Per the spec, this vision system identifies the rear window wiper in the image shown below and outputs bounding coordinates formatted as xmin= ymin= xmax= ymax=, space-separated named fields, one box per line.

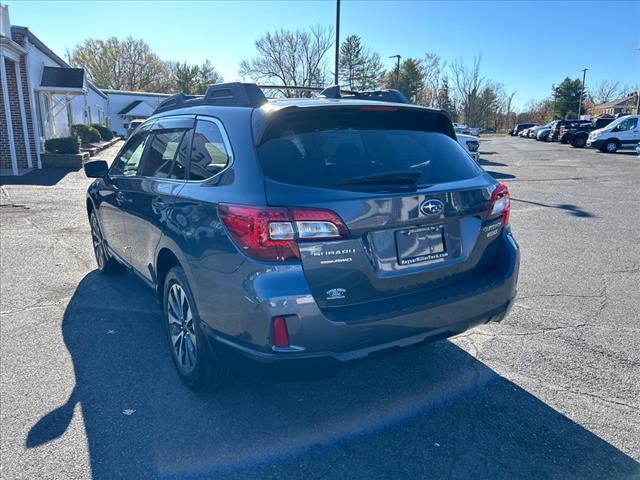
xmin=335 ymin=170 xmax=421 ymax=186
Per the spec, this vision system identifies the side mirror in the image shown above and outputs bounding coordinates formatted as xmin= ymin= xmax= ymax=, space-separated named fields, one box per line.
xmin=84 ymin=160 xmax=109 ymax=178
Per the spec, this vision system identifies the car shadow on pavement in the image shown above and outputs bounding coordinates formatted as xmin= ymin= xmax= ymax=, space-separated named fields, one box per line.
xmin=479 ymin=158 xmax=508 ymax=167
xmin=511 ymin=197 xmax=597 ymax=218
xmin=27 ymin=271 xmax=639 ymax=479
xmin=485 ymin=171 xmax=516 ymax=180
xmin=0 ymin=167 xmax=80 ymax=186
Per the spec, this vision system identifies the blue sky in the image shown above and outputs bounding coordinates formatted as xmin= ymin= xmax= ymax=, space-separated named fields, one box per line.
xmin=5 ymin=0 xmax=640 ymax=109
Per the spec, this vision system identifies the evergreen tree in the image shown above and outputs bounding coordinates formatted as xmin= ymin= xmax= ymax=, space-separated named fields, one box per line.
xmin=174 ymin=62 xmax=199 ymax=94
xmin=339 ymin=35 xmax=366 ymax=90
xmin=338 ymin=35 xmax=384 ymax=90
xmin=194 ymin=60 xmax=223 ymax=94
xmin=383 ymin=57 xmax=425 ymax=102
xmin=435 ymin=77 xmax=455 ymax=118
xmin=555 ymin=77 xmax=584 ymax=119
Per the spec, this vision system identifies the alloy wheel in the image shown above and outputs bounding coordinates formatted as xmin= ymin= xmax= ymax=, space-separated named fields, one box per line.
xmin=167 ymin=283 xmax=198 ymax=374
xmin=606 ymin=142 xmax=617 ymax=153
xmin=90 ymin=214 xmax=105 ymax=269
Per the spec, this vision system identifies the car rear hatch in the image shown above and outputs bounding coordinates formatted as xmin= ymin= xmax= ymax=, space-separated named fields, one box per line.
xmin=247 ymin=105 xmax=508 ymax=315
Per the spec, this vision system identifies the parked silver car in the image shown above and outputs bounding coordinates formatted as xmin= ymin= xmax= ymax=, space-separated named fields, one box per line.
xmin=536 ymin=127 xmax=552 ymax=141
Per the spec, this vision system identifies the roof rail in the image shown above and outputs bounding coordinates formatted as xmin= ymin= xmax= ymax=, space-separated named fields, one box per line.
xmin=153 ymin=82 xmax=412 ymax=115
xmin=153 ymin=82 xmax=267 ymax=114
xmin=318 ymin=85 xmax=410 ymax=104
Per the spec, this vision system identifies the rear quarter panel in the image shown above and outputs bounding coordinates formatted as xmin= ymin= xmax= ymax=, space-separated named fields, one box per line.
xmin=153 ymin=108 xmax=268 ymax=334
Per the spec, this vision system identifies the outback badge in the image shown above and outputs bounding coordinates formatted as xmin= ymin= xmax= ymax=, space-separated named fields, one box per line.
xmin=326 ymin=288 xmax=346 ymax=300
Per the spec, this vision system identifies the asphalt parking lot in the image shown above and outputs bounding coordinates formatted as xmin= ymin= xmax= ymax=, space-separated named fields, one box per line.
xmin=1 ymin=137 xmax=639 ymax=479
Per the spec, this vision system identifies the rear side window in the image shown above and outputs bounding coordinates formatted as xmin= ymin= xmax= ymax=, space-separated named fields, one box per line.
xmin=139 ymin=129 xmax=189 ymax=179
xmin=189 ymin=120 xmax=231 ymax=181
xmin=257 ymin=109 xmax=480 ymax=190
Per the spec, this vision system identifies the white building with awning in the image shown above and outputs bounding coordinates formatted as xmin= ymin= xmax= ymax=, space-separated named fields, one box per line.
xmin=0 ymin=4 xmax=172 ymax=175
xmin=103 ymin=90 xmax=170 ymax=137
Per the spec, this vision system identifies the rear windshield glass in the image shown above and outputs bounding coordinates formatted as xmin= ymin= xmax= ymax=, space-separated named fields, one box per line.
xmin=257 ymin=109 xmax=480 ymax=190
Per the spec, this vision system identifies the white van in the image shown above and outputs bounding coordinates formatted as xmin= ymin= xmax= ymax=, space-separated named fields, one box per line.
xmin=587 ymin=115 xmax=640 ymax=153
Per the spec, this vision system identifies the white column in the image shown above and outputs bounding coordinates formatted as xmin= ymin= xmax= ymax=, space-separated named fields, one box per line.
xmin=13 ymin=59 xmax=32 ymax=169
xmin=0 ymin=54 xmax=18 ymax=175
xmin=23 ymin=41 xmax=41 ymax=169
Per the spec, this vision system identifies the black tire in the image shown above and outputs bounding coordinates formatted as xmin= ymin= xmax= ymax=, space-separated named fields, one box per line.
xmin=601 ymin=140 xmax=619 ymax=153
xmin=163 ymin=266 xmax=232 ymax=391
xmin=560 ymin=136 xmax=569 ymax=144
xmin=540 ymin=132 xmax=549 ymax=142
xmin=89 ymin=211 xmax=120 ymax=274
xmin=571 ymin=136 xmax=586 ymax=148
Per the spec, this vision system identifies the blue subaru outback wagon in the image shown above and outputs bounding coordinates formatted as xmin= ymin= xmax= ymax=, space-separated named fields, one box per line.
xmin=84 ymin=83 xmax=519 ymax=390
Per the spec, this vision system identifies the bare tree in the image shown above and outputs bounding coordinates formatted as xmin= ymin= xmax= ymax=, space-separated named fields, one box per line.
xmin=590 ymin=79 xmax=623 ymax=104
xmin=504 ymin=91 xmax=517 ymax=130
xmin=360 ymin=52 xmax=385 ymax=90
xmin=70 ymin=37 xmax=174 ymax=92
xmin=518 ymin=99 xmax=553 ymax=124
xmin=239 ymin=26 xmax=333 ymax=97
xmin=449 ymin=55 xmax=486 ymax=126
xmin=419 ymin=53 xmax=445 ymax=107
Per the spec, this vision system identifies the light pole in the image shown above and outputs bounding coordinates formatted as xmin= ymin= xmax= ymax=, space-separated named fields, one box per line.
xmin=389 ymin=54 xmax=401 ymax=89
xmin=636 ymin=45 xmax=639 ymax=114
xmin=577 ymin=68 xmax=588 ymax=118
xmin=334 ymin=0 xmax=340 ymax=86
xmin=552 ymin=85 xmax=560 ymax=119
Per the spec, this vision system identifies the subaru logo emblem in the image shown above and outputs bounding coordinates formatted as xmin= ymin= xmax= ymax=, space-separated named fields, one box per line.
xmin=420 ymin=199 xmax=444 ymax=216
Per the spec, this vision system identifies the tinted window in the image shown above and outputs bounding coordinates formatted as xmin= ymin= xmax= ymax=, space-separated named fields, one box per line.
xmin=111 ymin=132 xmax=149 ymax=176
xmin=617 ymin=118 xmax=638 ymax=131
xmin=594 ymin=118 xmax=613 ymax=128
xmin=139 ymin=129 xmax=188 ymax=179
xmin=257 ymin=109 xmax=480 ymax=190
xmin=189 ymin=120 xmax=231 ymax=181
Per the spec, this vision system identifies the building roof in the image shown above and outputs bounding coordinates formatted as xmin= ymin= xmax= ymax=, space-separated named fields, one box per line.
xmin=102 ymin=89 xmax=172 ymax=97
xmin=10 ymin=25 xmax=107 ymax=99
xmin=118 ymin=100 xmax=155 ymax=118
xmin=595 ymin=93 xmax=638 ymax=109
xmin=118 ymin=100 xmax=143 ymax=115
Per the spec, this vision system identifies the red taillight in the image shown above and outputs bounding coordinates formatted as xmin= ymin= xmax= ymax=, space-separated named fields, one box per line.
xmin=272 ymin=316 xmax=290 ymax=348
xmin=218 ymin=204 xmax=349 ymax=262
xmin=488 ymin=182 xmax=511 ymax=225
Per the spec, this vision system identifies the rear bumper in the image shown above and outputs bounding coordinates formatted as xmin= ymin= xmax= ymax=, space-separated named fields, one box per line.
xmin=207 ymin=297 xmax=515 ymax=377
xmin=202 ymin=229 xmax=520 ymax=374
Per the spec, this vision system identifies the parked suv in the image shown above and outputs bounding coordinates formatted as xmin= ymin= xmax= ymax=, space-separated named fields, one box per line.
xmin=511 ymin=123 xmax=535 ymax=136
xmin=568 ymin=117 xmax=615 ymax=148
xmin=456 ymin=133 xmax=480 ymax=162
xmin=558 ymin=120 xmax=592 ymax=144
xmin=84 ymin=82 xmax=519 ymax=390
xmin=587 ymin=115 xmax=640 ymax=153
xmin=548 ymin=119 xmax=580 ymax=142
